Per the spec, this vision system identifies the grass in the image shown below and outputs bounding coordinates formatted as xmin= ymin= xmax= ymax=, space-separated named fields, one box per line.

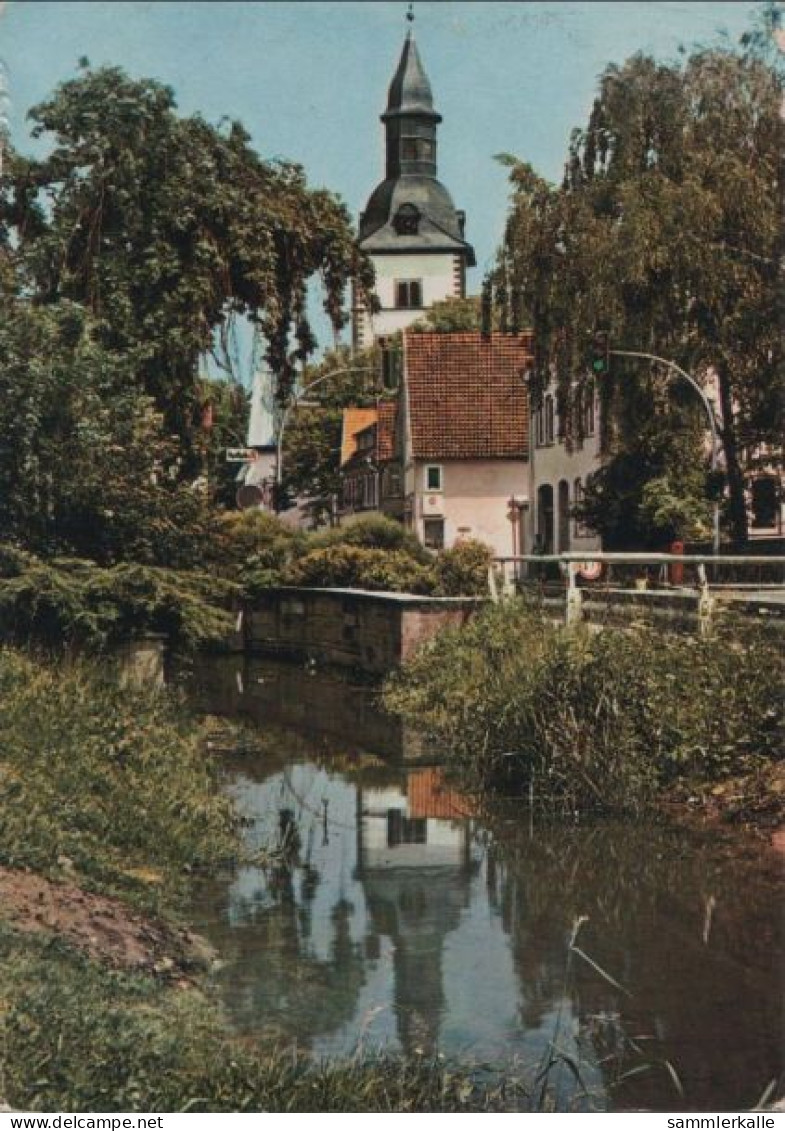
xmin=0 ymin=927 xmax=524 ymax=1113
xmin=383 ymin=598 xmax=784 ymax=814
xmin=0 ymin=648 xmax=238 ymax=914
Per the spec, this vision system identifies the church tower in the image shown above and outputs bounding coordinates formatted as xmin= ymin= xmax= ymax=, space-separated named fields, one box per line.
xmin=353 ymin=23 xmax=475 ymax=348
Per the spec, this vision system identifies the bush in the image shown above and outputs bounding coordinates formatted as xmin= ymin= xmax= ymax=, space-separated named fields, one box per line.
xmin=434 ymin=539 xmax=493 ymax=596
xmin=283 ymin=544 xmax=435 ymax=594
xmin=0 ymin=649 xmax=237 ymax=911
xmin=306 ymin=514 xmax=430 ymax=562
xmin=384 ymin=601 xmax=784 ymax=813
xmin=0 ymin=547 xmax=237 ymax=653
xmin=208 ymin=509 xmax=303 ymax=593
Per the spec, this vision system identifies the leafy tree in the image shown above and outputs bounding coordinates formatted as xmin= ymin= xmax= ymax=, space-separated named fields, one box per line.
xmin=496 ymin=10 xmax=784 ymax=546
xmin=280 ymin=345 xmax=384 ymax=520
xmin=410 ymin=295 xmax=483 ymax=333
xmin=1 ymin=64 xmax=373 ymax=464
xmin=0 ymin=297 xmax=211 ymax=566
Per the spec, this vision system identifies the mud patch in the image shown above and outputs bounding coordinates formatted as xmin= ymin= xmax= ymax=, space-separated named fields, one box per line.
xmin=0 ymin=866 xmax=216 ymax=979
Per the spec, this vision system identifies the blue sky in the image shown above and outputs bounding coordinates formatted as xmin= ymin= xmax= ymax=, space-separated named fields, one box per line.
xmin=0 ymin=1 xmax=762 ymax=360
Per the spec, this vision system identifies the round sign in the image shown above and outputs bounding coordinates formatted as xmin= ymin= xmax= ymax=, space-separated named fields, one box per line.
xmin=577 ymin=560 xmax=603 ymax=581
xmin=236 ymin=484 xmax=264 ymax=510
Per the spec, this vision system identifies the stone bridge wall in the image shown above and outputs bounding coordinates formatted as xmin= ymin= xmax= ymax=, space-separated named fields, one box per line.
xmin=242 ymin=587 xmax=479 ymax=675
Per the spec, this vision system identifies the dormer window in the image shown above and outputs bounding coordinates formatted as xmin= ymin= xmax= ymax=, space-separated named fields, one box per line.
xmin=393 ymin=203 xmax=421 ymax=236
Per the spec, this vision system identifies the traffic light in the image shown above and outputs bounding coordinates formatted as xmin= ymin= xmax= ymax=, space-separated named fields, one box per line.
xmin=589 ymin=330 xmax=610 ymax=376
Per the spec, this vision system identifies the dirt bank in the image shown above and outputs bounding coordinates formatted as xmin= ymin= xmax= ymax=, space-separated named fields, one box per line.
xmin=0 ymin=866 xmax=216 ymax=979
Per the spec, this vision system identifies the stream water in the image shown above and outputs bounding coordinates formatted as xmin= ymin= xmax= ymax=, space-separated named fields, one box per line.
xmin=185 ymin=656 xmax=783 ymax=1113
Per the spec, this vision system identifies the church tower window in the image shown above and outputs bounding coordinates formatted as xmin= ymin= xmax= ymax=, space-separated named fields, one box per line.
xmin=395 ymin=279 xmax=423 ymax=309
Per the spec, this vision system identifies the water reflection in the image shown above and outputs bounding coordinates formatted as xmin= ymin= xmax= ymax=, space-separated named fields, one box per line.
xmin=187 ymin=661 xmax=783 ymax=1112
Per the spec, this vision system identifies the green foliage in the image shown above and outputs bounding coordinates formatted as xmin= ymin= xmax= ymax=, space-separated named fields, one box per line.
xmin=283 ymin=544 xmax=435 ymax=594
xmin=0 ymin=548 xmax=236 ymax=653
xmin=281 ymin=345 xmax=382 ymax=511
xmin=197 ymin=376 xmax=252 ymax=509
xmin=496 ymin=30 xmax=784 ymax=545
xmin=384 ymin=601 xmax=783 ymax=813
xmin=410 ymin=296 xmax=484 ymax=333
xmin=0 ymin=929 xmax=519 ymax=1112
xmin=2 ymin=65 xmax=372 ymax=449
xmin=0 ymin=299 xmax=212 ymax=567
xmin=433 ymin=539 xmax=494 ymax=596
xmin=307 ymin=513 xmax=429 ymax=560
xmin=0 ymin=650 xmax=237 ymax=912
xmin=208 ymin=509 xmax=302 ymax=594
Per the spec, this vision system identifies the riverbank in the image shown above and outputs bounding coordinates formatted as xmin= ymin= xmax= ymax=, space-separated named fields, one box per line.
xmin=0 ymin=648 xmax=521 ymax=1112
xmin=383 ymin=599 xmax=784 ymax=824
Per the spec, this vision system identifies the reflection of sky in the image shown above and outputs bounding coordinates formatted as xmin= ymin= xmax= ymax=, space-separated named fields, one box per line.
xmin=217 ymin=762 xmax=592 ymax=1071
xmin=191 ymin=751 xmax=783 ymax=1112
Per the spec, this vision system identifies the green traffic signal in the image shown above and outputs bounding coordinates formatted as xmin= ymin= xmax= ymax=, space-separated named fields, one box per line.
xmin=589 ymin=330 xmax=610 ymax=375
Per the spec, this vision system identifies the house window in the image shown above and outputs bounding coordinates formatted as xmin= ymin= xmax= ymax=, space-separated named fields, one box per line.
xmin=573 ymin=478 xmax=586 ymax=536
xmin=381 ymin=345 xmax=402 ymax=389
xmin=387 ymin=809 xmax=427 ymax=847
xmin=385 ymin=467 xmax=402 ymax=497
xmin=423 ymin=517 xmax=445 ymax=550
xmin=751 ymin=476 xmax=780 ymax=529
xmin=535 ymin=403 xmax=544 ymax=447
xmin=425 ymin=465 xmax=442 ymax=491
xmin=395 ymin=279 xmax=422 ymax=309
xmin=544 ymin=396 xmax=555 ymax=445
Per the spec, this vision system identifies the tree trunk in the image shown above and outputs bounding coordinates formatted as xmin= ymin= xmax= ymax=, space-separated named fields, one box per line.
xmin=716 ymin=363 xmax=748 ymax=548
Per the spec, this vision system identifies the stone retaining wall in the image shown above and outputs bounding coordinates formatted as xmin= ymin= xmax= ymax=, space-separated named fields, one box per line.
xmin=243 ymin=587 xmax=480 ymax=675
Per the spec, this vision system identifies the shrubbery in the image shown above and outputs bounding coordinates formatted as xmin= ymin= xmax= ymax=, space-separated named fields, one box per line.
xmin=208 ymin=509 xmax=303 ymax=594
xmin=0 ymin=547 xmax=236 ymax=653
xmin=213 ymin=513 xmax=492 ymax=597
xmin=434 ymin=539 xmax=494 ymax=596
xmin=384 ymin=600 xmax=784 ymax=813
xmin=306 ymin=513 xmax=431 ymax=561
xmin=283 ymin=544 xmax=435 ymax=593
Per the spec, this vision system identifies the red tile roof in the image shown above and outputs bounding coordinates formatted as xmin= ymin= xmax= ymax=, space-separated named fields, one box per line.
xmin=376 ymin=399 xmax=398 ymax=462
xmin=407 ymin=768 xmax=475 ymax=820
xmin=340 ymin=407 xmax=377 ymax=467
xmin=404 ymin=331 xmax=532 ymax=460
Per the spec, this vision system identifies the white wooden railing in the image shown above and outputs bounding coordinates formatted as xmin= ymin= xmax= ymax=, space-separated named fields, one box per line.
xmin=489 ymin=552 xmax=785 ymax=632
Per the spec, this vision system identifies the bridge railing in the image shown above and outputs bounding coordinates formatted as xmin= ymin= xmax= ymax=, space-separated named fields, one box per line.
xmin=489 ymin=552 xmax=785 ymax=632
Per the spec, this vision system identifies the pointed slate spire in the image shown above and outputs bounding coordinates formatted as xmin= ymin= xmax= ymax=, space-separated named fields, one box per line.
xmin=383 ymin=31 xmax=441 ymax=123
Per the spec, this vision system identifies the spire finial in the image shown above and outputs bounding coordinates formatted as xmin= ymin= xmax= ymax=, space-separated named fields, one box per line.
xmin=406 ymin=3 xmax=414 ymax=25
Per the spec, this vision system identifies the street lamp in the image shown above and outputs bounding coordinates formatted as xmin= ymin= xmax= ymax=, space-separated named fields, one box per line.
xmin=275 ymin=365 xmax=377 ymax=494
xmin=609 ymin=349 xmax=722 ymax=556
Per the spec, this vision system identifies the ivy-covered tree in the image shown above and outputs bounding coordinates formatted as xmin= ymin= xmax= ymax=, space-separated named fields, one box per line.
xmin=1 ymin=63 xmax=374 ymax=465
xmin=496 ymin=9 xmax=784 ymax=546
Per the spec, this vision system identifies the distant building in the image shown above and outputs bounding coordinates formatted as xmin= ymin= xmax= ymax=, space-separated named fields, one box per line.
xmin=339 ymin=401 xmax=402 ymax=522
xmin=236 ymin=364 xmax=278 ymax=510
xmin=341 ymin=330 xmax=532 ymax=558
xmin=353 ymin=28 xmax=475 ymax=348
xmin=525 ymin=371 xmax=602 ymax=556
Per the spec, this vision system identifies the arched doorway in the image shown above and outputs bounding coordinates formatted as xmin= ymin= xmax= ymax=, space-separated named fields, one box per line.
xmin=536 ymin=484 xmax=554 ymax=554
